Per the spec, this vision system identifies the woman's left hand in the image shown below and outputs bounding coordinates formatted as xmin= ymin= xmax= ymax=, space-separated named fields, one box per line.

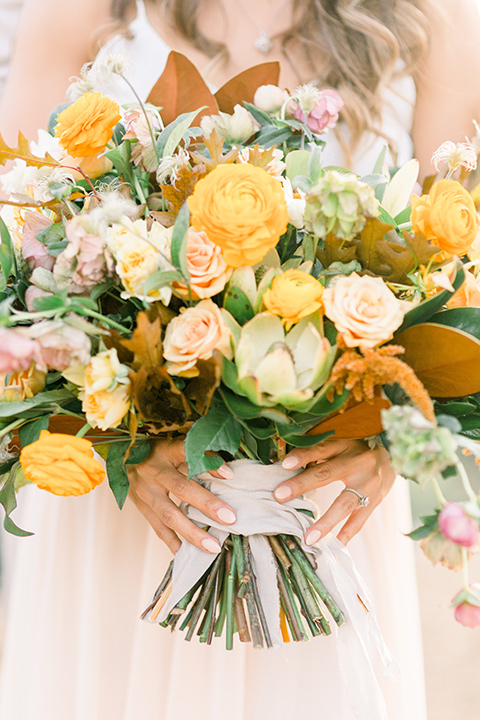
xmin=274 ymin=438 xmax=396 ymax=546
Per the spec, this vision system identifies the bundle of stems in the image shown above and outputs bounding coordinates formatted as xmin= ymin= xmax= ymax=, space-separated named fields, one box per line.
xmin=142 ymin=533 xmax=346 ymax=649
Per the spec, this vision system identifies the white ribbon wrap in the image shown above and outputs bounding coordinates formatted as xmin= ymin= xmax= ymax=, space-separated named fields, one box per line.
xmin=154 ymin=459 xmax=397 ymax=720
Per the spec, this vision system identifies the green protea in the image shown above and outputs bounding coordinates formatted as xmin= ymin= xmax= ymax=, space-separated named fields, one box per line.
xmin=304 ymin=170 xmax=379 ymax=241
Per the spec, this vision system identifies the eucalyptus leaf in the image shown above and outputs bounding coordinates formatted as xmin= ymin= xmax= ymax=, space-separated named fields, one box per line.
xmin=242 ymin=102 xmax=272 ymax=127
xmin=157 ymin=108 xmax=205 ymax=159
xmin=171 ymin=202 xmax=190 ymax=278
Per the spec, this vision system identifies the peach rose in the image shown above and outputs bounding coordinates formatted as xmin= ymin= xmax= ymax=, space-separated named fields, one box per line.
xmin=262 ymin=269 xmax=324 ymax=329
xmin=163 ymin=300 xmax=233 ymax=376
xmin=447 ymin=270 xmax=480 ymax=308
xmin=187 ymin=163 xmax=289 ymax=268
xmin=323 ymin=273 xmax=404 ymax=348
xmin=80 ymin=349 xmax=132 ymax=430
xmin=411 ymin=180 xmax=478 ymax=258
xmin=175 ymin=228 xmax=232 ymax=299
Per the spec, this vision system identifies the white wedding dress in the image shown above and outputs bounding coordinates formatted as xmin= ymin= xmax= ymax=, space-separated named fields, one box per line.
xmin=0 ymin=2 xmax=427 ymax=718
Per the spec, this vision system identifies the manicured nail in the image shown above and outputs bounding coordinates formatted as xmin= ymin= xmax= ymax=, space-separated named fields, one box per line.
xmin=218 ymin=464 xmax=234 ymax=479
xmin=305 ymin=529 xmax=322 ymax=546
xmin=275 ymin=485 xmax=292 ymax=501
xmin=282 ymin=456 xmax=298 ymax=470
xmin=217 ymin=507 xmax=236 ymax=524
xmin=202 ymin=538 xmax=221 ymax=554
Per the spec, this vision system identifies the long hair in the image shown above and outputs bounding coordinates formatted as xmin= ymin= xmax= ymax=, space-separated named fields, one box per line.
xmin=111 ymin=0 xmax=434 ymax=149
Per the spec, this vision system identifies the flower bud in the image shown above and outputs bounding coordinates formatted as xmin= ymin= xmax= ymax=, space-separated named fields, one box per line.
xmin=201 ymin=105 xmax=255 ymax=145
xmin=292 ymin=87 xmax=344 ymax=134
xmin=452 ymin=584 xmax=480 ymax=628
xmin=253 ymin=84 xmax=288 ymax=114
xmin=439 ymin=502 xmax=479 ymax=548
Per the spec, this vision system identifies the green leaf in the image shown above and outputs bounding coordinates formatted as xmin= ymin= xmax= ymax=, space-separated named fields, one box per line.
xmin=185 ymin=402 xmax=243 ymax=478
xmin=0 ymin=389 xmax=76 ymax=419
xmin=254 ymin=125 xmax=292 ymax=148
xmin=124 ymin=440 xmax=152 ymax=466
xmin=32 ymin=295 xmax=66 ymax=312
xmin=0 ymin=217 xmax=15 ymax=290
xmin=436 ymin=401 xmax=476 ymax=417
xmin=105 ymin=140 xmax=133 ymax=183
xmin=171 ymin=202 xmax=190 ymax=278
xmin=277 ymin=429 xmax=333 ymax=447
xmin=0 ymin=469 xmax=33 ymax=536
xmin=397 ymin=263 xmax=465 ymax=333
xmin=157 ymin=108 xmax=205 ymax=159
xmin=142 ymin=269 xmax=184 ymax=295
xmin=106 ymin=441 xmax=131 ymax=510
xmin=18 ymin=416 xmax=50 ymax=447
xmin=431 ymin=307 xmax=480 ymax=342
xmin=407 ymin=525 xmax=435 ymax=541
xmin=220 ymin=388 xmax=263 ymax=419
xmin=36 ymin=222 xmax=65 ymax=247
xmin=394 ymin=207 xmax=411 ymax=224
xmin=90 ymin=280 xmax=114 ymax=301
xmin=223 ymin=286 xmax=255 ymax=324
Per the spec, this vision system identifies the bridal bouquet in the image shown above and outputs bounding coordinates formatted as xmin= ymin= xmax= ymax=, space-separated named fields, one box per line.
xmin=2 ymin=52 xmax=480 ymax=644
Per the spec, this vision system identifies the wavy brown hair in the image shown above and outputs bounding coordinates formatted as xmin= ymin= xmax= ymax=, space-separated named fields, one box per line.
xmin=111 ymin=0 xmax=435 ymax=149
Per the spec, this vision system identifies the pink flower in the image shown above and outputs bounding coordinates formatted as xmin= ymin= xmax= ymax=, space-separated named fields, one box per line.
xmin=54 ymin=216 xmax=110 ymax=294
xmin=25 ymin=319 xmax=91 ymax=372
xmin=294 ymin=89 xmax=344 ymax=134
xmin=25 ymin=286 xmax=52 ymax=313
xmin=0 ymin=328 xmax=42 ymax=374
xmin=21 ymin=211 xmax=54 ymax=272
xmin=439 ymin=502 xmax=479 ymax=548
xmin=453 ymin=584 xmax=480 ymax=629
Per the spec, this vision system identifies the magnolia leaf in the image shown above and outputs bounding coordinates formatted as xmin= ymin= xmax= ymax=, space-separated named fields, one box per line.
xmin=18 ymin=416 xmax=50 ymax=447
xmin=120 ymin=309 xmax=163 ymax=372
xmin=147 ymin=51 xmax=218 ymax=126
xmin=214 ymin=62 xmax=280 ymax=114
xmin=0 ymin=131 xmax=60 ymax=169
xmin=395 ymin=322 xmax=480 ymax=397
xmin=106 ymin=441 xmax=131 ymax=510
xmin=307 ymin=395 xmax=391 ymax=439
xmin=430 ymin=307 xmax=480 ymax=342
xmin=0 ymin=469 xmax=33 ymax=536
xmin=397 ymin=262 xmax=464 ymax=333
xmin=160 ymin=163 xmax=207 ymax=214
xmin=184 ymin=402 xmax=243 ymax=478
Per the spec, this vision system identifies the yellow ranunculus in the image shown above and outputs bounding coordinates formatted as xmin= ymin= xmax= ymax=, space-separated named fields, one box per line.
xmin=262 ymin=269 xmax=324 ymax=329
xmin=187 ymin=163 xmax=289 ymax=268
xmin=54 ymin=92 xmax=121 ymax=158
xmin=411 ymin=180 xmax=478 ymax=258
xmin=20 ymin=430 xmax=105 ymax=496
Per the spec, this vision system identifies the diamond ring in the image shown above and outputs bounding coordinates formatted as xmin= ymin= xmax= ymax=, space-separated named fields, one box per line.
xmin=341 ymin=487 xmax=370 ymax=507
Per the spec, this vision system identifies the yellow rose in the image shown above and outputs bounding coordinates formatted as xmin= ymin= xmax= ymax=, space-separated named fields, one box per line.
xmin=262 ymin=269 xmax=324 ymax=329
xmin=163 ymin=300 xmax=233 ymax=376
xmin=411 ymin=180 xmax=478 ymax=258
xmin=323 ymin=273 xmax=404 ymax=348
xmin=0 ymin=365 xmax=46 ymax=401
xmin=20 ymin=430 xmax=105 ymax=496
xmin=187 ymin=164 xmax=289 ymax=268
xmin=175 ymin=228 xmax=232 ymax=299
xmin=80 ymin=349 xmax=131 ymax=430
xmin=54 ymin=92 xmax=121 ymax=158
xmin=107 ymin=219 xmax=173 ymax=304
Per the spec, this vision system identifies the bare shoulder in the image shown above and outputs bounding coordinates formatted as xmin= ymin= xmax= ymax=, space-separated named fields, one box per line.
xmin=412 ymin=0 xmax=480 ymax=174
xmin=0 ymin=0 xmax=114 ymax=141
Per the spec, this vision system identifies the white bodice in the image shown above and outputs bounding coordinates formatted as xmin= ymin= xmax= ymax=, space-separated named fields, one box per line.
xmin=97 ymin=0 xmax=416 ymax=174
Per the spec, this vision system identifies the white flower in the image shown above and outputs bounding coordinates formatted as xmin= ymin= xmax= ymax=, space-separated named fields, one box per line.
xmin=236 ymin=147 xmax=286 ymax=179
xmin=467 ymin=120 xmax=480 ymax=156
xmin=156 ymin=148 xmax=190 ymax=185
xmin=201 ymin=105 xmax=256 ymax=144
xmin=67 ymin=63 xmax=97 ymax=101
xmin=381 ymin=159 xmax=419 ymax=218
xmin=292 ymin=84 xmax=322 ymax=114
xmin=431 ymin=141 xmax=477 ymax=173
xmin=33 ymin=166 xmax=76 ymax=203
xmin=253 ymin=84 xmax=289 ymax=114
xmin=281 ymin=177 xmax=306 ymax=229
xmin=67 ymin=53 xmax=131 ymax=101
xmin=88 ymin=191 xmax=139 ymax=233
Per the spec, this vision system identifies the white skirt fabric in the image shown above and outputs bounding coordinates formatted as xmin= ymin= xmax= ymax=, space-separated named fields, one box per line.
xmin=0 ymin=470 xmax=427 ymax=720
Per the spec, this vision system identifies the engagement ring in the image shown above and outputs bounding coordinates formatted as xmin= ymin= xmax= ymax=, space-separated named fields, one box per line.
xmin=341 ymin=488 xmax=370 ymax=507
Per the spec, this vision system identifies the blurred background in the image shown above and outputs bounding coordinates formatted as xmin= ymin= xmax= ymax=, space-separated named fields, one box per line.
xmin=0 ymin=1 xmax=479 ymax=717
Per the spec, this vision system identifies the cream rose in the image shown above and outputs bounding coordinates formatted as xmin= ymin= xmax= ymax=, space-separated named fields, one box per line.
xmin=323 ymin=273 xmax=404 ymax=348
xmin=79 ymin=349 xmax=132 ymax=430
xmin=163 ymin=300 xmax=233 ymax=376
xmin=175 ymin=228 xmax=232 ymax=299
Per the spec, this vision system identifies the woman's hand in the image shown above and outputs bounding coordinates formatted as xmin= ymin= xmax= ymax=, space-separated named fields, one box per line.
xmin=274 ymin=438 xmax=396 ymax=546
xmin=128 ymin=437 xmax=236 ymax=555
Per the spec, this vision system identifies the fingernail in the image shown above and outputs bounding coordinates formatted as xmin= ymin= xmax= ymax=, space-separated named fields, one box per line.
xmin=274 ymin=485 xmax=292 ymax=501
xmin=218 ymin=464 xmax=234 ymax=479
xmin=217 ymin=507 xmax=236 ymax=524
xmin=202 ymin=538 xmax=222 ymax=554
xmin=282 ymin=456 xmax=298 ymax=470
xmin=305 ymin=529 xmax=322 ymax=546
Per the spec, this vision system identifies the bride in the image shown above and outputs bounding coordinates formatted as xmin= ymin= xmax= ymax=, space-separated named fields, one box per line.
xmin=1 ymin=1 xmax=480 ymax=718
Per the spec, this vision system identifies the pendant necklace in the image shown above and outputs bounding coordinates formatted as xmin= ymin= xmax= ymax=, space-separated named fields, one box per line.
xmin=233 ymin=0 xmax=292 ymax=54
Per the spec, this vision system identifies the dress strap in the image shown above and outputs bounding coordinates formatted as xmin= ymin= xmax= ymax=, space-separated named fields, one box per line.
xmin=135 ymin=0 xmax=147 ymax=20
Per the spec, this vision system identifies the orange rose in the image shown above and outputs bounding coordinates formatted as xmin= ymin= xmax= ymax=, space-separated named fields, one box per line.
xmin=20 ymin=430 xmax=105 ymax=496
xmin=55 ymin=92 xmax=121 ymax=158
xmin=262 ymin=269 xmax=324 ymax=329
xmin=411 ymin=180 xmax=478 ymax=258
xmin=187 ymin=164 xmax=289 ymax=268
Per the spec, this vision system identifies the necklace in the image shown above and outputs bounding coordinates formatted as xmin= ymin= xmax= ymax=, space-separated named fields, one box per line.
xmin=233 ymin=0 xmax=292 ymax=54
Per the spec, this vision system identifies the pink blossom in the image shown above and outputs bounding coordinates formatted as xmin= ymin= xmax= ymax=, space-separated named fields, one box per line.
xmin=294 ymin=89 xmax=345 ymax=134
xmin=25 ymin=286 xmax=52 ymax=313
xmin=26 ymin=320 xmax=91 ymax=372
xmin=439 ymin=502 xmax=479 ymax=548
xmin=0 ymin=328 xmax=42 ymax=374
xmin=21 ymin=211 xmax=54 ymax=272
xmin=54 ymin=216 xmax=110 ymax=294
xmin=453 ymin=584 xmax=480 ymax=629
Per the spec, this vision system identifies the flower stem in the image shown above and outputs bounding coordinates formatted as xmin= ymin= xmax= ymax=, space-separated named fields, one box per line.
xmin=456 ymin=460 xmax=478 ymax=505
xmin=117 ymin=72 xmax=160 ymax=164
xmin=226 ymin=548 xmax=236 ymax=650
xmin=80 ymin=308 xmax=130 ymax=334
xmin=462 ymin=547 xmax=470 ymax=590
xmin=431 ymin=476 xmax=448 ymax=507
xmin=75 ymin=422 xmax=91 ymax=438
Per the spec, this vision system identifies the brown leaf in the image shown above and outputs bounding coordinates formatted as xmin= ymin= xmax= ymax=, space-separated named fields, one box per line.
xmin=307 ymin=395 xmax=391 ymax=439
xmin=160 ymin=163 xmax=207 ymax=214
xmin=190 ymin=129 xmax=239 ymax=170
xmin=395 ymin=322 xmax=480 ymax=397
xmin=0 ymin=131 xmax=60 ymax=169
xmin=184 ymin=355 xmax=222 ymax=416
xmin=316 ymin=233 xmax=358 ymax=268
xmin=146 ymin=51 xmax=218 ymax=127
xmin=244 ymin=144 xmax=277 ymax=169
xmin=215 ymin=62 xmax=281 ymax=114
xmin=130 ymin=366 xmax=194 ymax=433
xmin=120 ymin=309 xmax=163 ymax=372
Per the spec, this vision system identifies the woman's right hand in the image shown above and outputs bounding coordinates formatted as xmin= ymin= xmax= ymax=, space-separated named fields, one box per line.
xmin=127 ymin=437 xmax=236 ymax=555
